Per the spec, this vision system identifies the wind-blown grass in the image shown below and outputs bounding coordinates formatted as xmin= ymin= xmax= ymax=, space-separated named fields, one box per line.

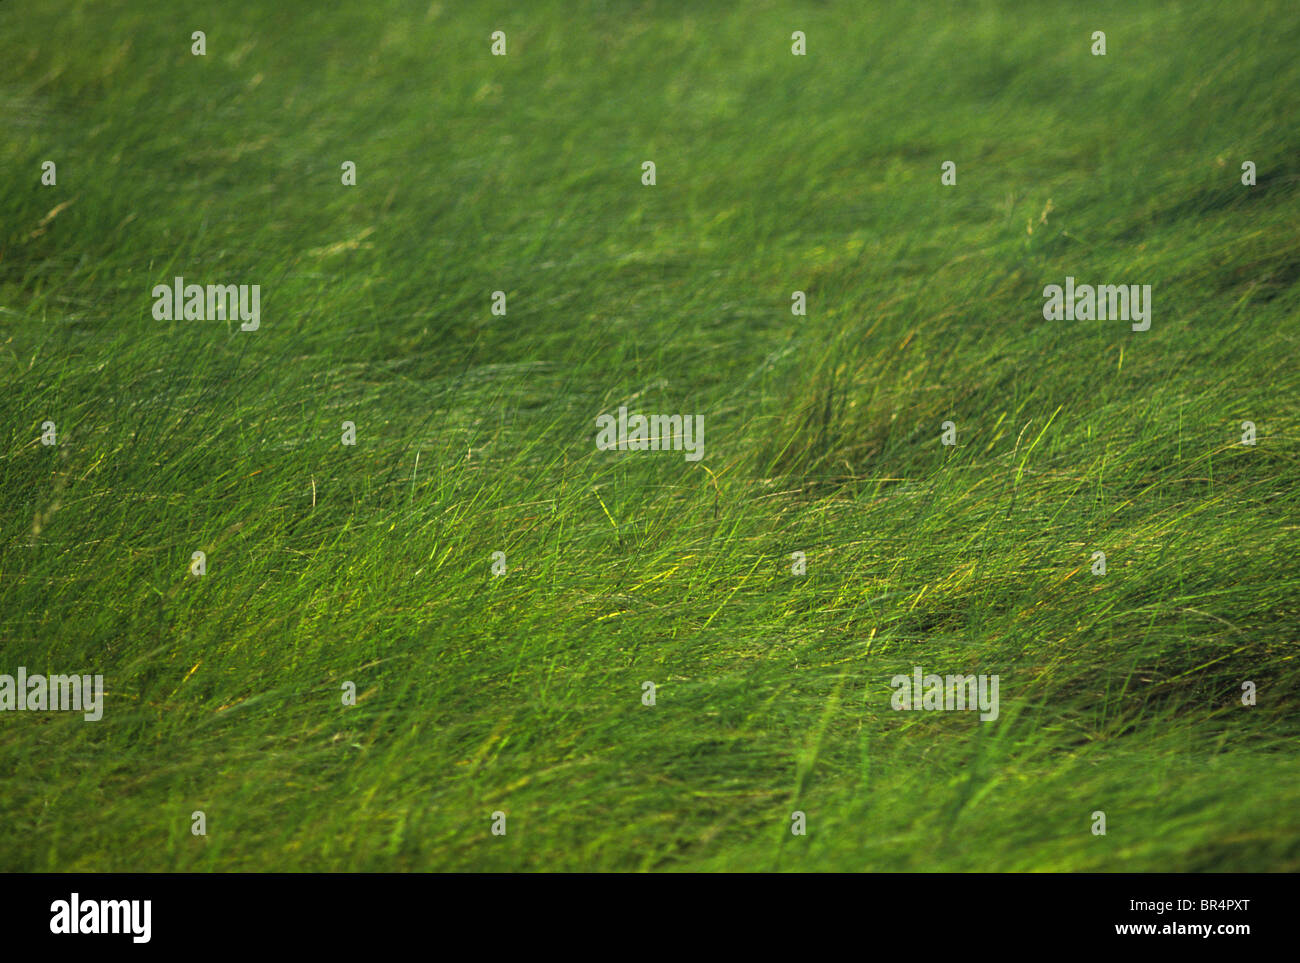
xmin=0 ymin=0 xmax=1297 ymax=871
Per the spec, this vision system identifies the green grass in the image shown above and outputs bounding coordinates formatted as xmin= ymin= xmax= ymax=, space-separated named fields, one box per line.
xmin=1 ymin=0 xmax=1298 ymax=872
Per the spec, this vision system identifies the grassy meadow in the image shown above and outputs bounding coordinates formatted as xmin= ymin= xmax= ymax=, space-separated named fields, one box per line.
xmin=1 ymin=0 xmax=1298 ymax=871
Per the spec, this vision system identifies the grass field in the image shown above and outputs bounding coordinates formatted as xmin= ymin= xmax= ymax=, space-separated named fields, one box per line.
xmin=1 ymin=0 xmax=1298 ymax=872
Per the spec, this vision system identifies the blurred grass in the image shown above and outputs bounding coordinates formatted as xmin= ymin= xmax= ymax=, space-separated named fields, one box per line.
xmin=0 ymin=0 xmax=1297 ymax=871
